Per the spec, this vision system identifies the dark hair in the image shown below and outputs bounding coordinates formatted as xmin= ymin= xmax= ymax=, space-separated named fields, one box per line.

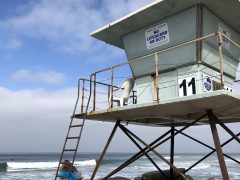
xmin=60 ymin=160 xmax=75 ymax=171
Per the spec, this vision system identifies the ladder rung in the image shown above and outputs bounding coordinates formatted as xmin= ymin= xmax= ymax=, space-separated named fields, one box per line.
xmin=64 ymin=149 xmax=77 ymax=152
xmin=67 ymin=137 xmax=79 ymax=139
xmin=70 ymin=125 xmax=83 ymax=128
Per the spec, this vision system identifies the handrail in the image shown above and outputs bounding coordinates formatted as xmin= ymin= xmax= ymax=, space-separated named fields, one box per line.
xmin=217 ymin=32 xmax=224 ymax=88
xmin=79 ymin=78 xmax=118 ymax=88
xmin=72 ymin=78 xmax=81 ymax=115
xmin=131 ymin=33 xmax=217 ymax=63
xmin=94 ymin=33 xmax=217 ymax=75
xmin=75 ymin=77 xmax=136 ymax=113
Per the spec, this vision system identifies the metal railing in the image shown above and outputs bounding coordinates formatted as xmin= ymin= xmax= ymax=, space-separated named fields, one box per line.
xmin=74 ymin=32 xmax=240 ymax=115
xmin=73 ymin=78 xmax=137 ymax=114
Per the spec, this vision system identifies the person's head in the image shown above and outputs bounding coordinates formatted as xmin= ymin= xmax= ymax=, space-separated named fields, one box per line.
xmin=60 ymin=160 xmax=70 ymax=170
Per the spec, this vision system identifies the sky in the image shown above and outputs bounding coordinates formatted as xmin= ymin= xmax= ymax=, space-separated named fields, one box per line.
xmin=0 ymin=0 xmax=239 ymax=154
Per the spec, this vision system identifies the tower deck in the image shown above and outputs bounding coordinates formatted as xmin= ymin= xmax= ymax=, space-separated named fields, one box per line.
xmin=75 ymin=90 xmax=240 ymax=126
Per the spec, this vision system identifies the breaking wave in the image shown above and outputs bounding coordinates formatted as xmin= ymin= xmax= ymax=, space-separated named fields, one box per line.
xmin=6 ymin=159 xmax=96 ymax=170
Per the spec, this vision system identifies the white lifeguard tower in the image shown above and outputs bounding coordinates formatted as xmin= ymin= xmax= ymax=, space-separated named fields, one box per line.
xmin=55 ymin=0 xmax=240 ymax=179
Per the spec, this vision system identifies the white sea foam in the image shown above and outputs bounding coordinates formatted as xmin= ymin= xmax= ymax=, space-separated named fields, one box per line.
xmin=164 ymin=156 xmax=170 ymax=159
xmin=192 ymin=164 xmax=210 ymax=170
xmin=75 ymin=159 xmax=96 ymax=166
xmin=7 ymin=159 xmax=96 ymax=170
xmin=7 ymin=162 xmax=58 ymax=169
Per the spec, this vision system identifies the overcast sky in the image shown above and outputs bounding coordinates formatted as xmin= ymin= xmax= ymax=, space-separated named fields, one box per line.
xmin=0 ymin=0 xmax=239 ymax=154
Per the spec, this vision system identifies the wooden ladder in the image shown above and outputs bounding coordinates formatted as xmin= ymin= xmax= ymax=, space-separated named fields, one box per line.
xmin=55 ymin=115 xmax=85 ymax=179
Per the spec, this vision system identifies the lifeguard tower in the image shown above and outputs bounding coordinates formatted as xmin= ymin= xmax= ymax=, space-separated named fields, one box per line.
xmin=55 ymin=0 xmax=240 ymax=179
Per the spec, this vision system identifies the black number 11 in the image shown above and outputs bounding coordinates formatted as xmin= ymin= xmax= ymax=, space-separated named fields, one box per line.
xmin=179 ymin=77 xmax=196 ymax=96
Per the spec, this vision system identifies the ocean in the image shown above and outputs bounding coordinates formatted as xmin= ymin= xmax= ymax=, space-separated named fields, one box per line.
xmin=0 ymin=153 xmax=239 ymax=180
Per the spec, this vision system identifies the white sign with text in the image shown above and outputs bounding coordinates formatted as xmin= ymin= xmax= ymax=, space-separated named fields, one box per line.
xmin=145 ymin=23 xmax=170 ymax=49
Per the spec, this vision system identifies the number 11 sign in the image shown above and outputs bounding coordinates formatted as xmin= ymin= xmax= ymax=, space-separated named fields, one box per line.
xmin=178 ymin=76 xmax=196 ymax=97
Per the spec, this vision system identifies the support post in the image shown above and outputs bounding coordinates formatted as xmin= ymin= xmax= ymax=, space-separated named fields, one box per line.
xmin=132 ymin=90 xmax=136 ymax=104
xmin=90 ymin=121 xmax=120 ymax=180
xmin=154 ymin=53 xmax=159 ymax=102
xmin=196 ymin=4 xmax=203 ymax=64
xmin=110 ymin=68 xmax=114 ymax=108
xmin=217 ymin=32 xmax=224 ymax=89
xmin=170 ymin=126 xmax=175 ymax=180
xmin=81 ymin=80 xmax=85 ymax=113
xmin=93 ymin=73 xmax=97 ymax=111
xmin=107 ymin=85 xmax=111 ymax=102
xmin=207 ymin=110 xmax=229 ymax=180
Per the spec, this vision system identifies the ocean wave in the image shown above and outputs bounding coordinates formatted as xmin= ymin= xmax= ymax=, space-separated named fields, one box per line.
xmin=75 ymin=159 xmax=96 ymax=166
xmin=192 ymin=164 xmax=210 ymax=170
xmin=100 ymin=159 xmax=124 ymax=165
xmin=6 ymin=159 xmax=96 ymax=170
xmin=7 ymin=162 xmax=58 ymax=169
xmin=141 ymin=156 xmax=181 ymax=161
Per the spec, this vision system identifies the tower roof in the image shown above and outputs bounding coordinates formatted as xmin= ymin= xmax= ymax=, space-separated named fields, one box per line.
xmin=90 ymin=0 xmax=240 ymax=49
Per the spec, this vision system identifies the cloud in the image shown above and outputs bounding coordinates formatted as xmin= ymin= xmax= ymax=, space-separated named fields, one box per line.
xmin=0 ymin=38 xmax=22 ymax=50
xmin=0 ymin=87 xmax=75 ymax=116
xmin=0 ymin=86 xmax=239 ymax=153
xmin=0 ymin=0 xmax=154 ymax=53
xmin=6 ymin=39 xmax=22 ymax=49
xmin=11 ymin=69 xmax=67 ymax=85
xmin=0 ymin=87 xmax=148 ymax=153
xmin=0 ymin=86 xmax=117 ymax=153
xmin=0 ymin=87 xmax=76 ymax=152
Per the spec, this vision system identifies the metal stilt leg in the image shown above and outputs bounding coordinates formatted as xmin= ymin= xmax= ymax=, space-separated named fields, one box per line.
xmin=207 ymin=110 xmax=229 ymax=180
xmin=170 ymin=126 xmax=175 ymax=180
xmin=90 ymin=121 xmax=120 ymax=180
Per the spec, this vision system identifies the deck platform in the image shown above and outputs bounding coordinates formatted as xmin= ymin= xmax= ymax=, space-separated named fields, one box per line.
xmin=74 ymin=90 xmax=240 ymax=126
